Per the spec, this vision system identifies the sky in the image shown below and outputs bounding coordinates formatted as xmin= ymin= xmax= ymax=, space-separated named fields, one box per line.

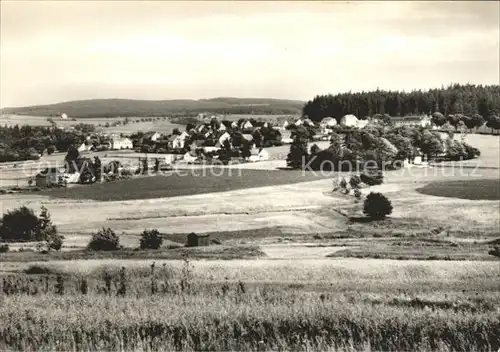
xmin=1 ymin=1 xmax=499 ymax=107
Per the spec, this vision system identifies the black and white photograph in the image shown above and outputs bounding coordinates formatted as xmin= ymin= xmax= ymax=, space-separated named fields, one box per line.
xmin=0 ymin=1 xmax=499 ymax=350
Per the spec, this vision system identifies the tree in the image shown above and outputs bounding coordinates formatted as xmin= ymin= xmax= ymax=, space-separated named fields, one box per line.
xmin=46 ymin=145 xmax=56 ymax=155
xmin=87 ymin=228 xmax=120 ymax=251
xmin=363 ymin=192 xmax=393 ymax=219
xmin=286 ymin=136 xmax=309 ymax=169
xmin=94 ymin=156 xmax=102 ymax=181
xmin=64 ymin=146 xmax=80 ymax=172
xmin=172 ymin=128 xmax=181 ymax=136
xmin=431 ymin=112 xmax=446 ymax=126
xmin=486 ymin=115 xmax=500 ymax=132
xmin=0 ymin=206 xmax=40 ymax=242
xmin=240 ymin=140 xmax=251 ymax=160
xmin=218 ymin=139 xmax=232 ymax=165
xmin=36 ymin=206 xmax=63 ymax=251
xmin=310 ymin=143 xmax=321 ymax=155
xmin=139 ymin=229 xmax=164 ymax=250
xmin=0 ymin=206 xmax=62 ymax=249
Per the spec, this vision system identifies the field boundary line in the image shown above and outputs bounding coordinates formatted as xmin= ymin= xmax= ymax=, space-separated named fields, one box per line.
xmin=107 ymin=205 xmax=323 ymax=221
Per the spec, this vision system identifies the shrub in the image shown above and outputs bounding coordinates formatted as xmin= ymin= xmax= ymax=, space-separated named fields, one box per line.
xmin=46 ymin=145 xmax=56 ymax=155
xmin=360 ymin=171 xmax=384 ymax=186
xmin=0 ymin=206 xmax=40 ymax=242
xmin=363 ymin=192 xmax=393 ymax=219
xmin=349 ymin=175 xmax=361 ymax=189
xmin=87 ymin=228 xmax=120 ymax=251
xmin=0 ymin=244 xmax=9 ymax=253
xmin=139 ymin=229 xmax=164 ymax=250
xmin=354 ymin=188 xmax=362 ymax=199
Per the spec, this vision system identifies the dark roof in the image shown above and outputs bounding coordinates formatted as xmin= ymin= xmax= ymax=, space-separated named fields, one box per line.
xmin=187 ymin=232 xmax=209 ymax=237
xmin=36 ymin=167 xmax=61 ymax=177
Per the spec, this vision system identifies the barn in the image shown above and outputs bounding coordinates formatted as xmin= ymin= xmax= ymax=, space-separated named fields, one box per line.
xmin=186 ymin=232 xmax=210 ymax=247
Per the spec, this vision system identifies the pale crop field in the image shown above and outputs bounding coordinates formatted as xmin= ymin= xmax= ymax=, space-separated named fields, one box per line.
xmin=1 ymin=258 xmax=499 ymax=351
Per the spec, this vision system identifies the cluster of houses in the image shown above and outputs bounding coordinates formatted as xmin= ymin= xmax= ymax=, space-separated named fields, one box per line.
xmin=77 ymin=134 xmax=134 ymax=152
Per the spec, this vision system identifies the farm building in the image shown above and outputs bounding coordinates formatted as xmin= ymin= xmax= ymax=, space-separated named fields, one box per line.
xmin=169 ymin=131 xmax=190 ymax=150
xmin=392 ymin=115 xmax=432 ymax=127
xmin=35 ymin=167 xmax=64 ymax=187
xmin=61 ymin=113 xmax=68 ymax=119
xmin=357 ymin=119 xmax=369 ymax=129
xmin=77 ymin=142 xmax=93 ymax=152
xmin=248 ymin=148 xmax=270 ymax=162
xmin=142 ymin=131 xmax=162 ymax=143
xmin=320 ymin=117 xmax=337 ymax=129
xmin=186 ymin=232 xmax=210 ymax=247
xmin=340 ymin=114 xmax=359 ymax=127
xmin=111 ymin=137 xmax=133 ymax=150
xmin=241 ymin=120 xmax=253 ymax=130
xmin=218 ymin=132 xmax=231 ymax=146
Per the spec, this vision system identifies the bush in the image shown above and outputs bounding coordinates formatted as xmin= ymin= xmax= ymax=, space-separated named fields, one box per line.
xmin=354 ymin=189 xmax=362 ymax=199
xmin=139 ymin=229 xmax=164 ymax=250
xmin=46 ymin=145 xmax=56 ymax=155
xmin=0 ymin=206 xmax=40 ymax=242
xmin=349 ymin=175 xmax=361 ymax=189
xmin=0 ymin=244 xmax=9 ymax=253
xmin=87 ymin=228 xmax=120 ymax=251
xmin=363 ymin=192 xmax=393 ymax=219
xmin=360 ymin=171 xmax=384 ymax=186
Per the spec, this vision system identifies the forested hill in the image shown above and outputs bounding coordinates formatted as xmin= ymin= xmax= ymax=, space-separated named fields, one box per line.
xmin=303 ymin=84 xmax=500 ymax=122
xmin=1 ymin=97 xmax=304 ymax=118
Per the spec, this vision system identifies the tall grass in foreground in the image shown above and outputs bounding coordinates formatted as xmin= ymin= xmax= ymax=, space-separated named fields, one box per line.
xmin=0 ymin=260 xmax=499 ymax=351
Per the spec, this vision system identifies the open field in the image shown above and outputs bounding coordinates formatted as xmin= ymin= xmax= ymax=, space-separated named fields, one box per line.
xmin=1 ymin=136 xmax=499 ymax=350
xmin=0 ymin=114 xmax=185 ymax=135
xmin=0 ymin=259 xmax=499 ymax=351
xmin=417 ymin=179 xmax=500 ymax=200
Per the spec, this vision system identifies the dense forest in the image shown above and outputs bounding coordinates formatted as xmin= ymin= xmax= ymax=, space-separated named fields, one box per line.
xmin=303 ymin=84 xmax=500 ymax=122
xmin=0 ymin=98 xmax=303 ymax=118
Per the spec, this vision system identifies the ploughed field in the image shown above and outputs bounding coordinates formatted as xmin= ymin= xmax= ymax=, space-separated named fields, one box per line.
xmin=417 ymin=179 xmax=500 ymax=200
xmin=40 ymin=169 xmax=334 ymax=201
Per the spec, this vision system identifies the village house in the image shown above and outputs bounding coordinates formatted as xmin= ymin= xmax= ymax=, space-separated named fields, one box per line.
xmin=35 ymin=167 xmax=64 ymax=187
xmin=111 ymin=137 xmax=133 ymax=150
xmin=391 ymin=115 xmax=432 ymax=127
xmin=340 ymin=114 xmax=359 ymax=127
xmin=241 ymin=120 xmax=253 ymax=130
xmin=142 ymin=131 xmax=162 ymax=144
xmin=248 ymin=148 xmax=270 ymax=162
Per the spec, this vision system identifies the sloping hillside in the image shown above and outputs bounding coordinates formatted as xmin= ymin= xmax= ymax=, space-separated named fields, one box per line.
xmin=1 ymin=97 xmax=304 ymax=118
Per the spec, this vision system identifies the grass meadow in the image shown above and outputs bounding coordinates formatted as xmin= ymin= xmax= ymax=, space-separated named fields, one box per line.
xmin=1 ymin=259 xmax=499 ymax=351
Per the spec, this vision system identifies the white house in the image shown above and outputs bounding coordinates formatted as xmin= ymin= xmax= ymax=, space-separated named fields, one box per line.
xmin=283 ymin=120 xmax=290 ymax=129
xmin=242 ymin=120 xmax=253 ymax=130
xmin=303 ymin=118 xmax=315 ymax=127
xmin=340 ymin=114 xmax=359 ymax=127
xmin=248 ymin=148 xmax=270 ymax=162
xmin=111 ymin=137 xmax=133 ymax=150
xmin=77 ymin=143 xmax=92 ymax=152
xmin=218 ymin=132 xmax=231 ymax=146
xmin=172 ymin=131 xmax=190 ymax=149
xmin=294 ymin=119 xmax=303 ymax=126
xmin=61 ymin=113 xmax=68 ymax=119
xmin=231 ymin=121 xmax=238 ymax=129
xmin=357 ymin=119 xmax=369 ymax=129
xmin=320 ymin=117 xmax=337 ymax=129
xmin=218 ymin=123 xmax=227 ymax=132
xmin=143 ymin=131 xmax=161 ymax=142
